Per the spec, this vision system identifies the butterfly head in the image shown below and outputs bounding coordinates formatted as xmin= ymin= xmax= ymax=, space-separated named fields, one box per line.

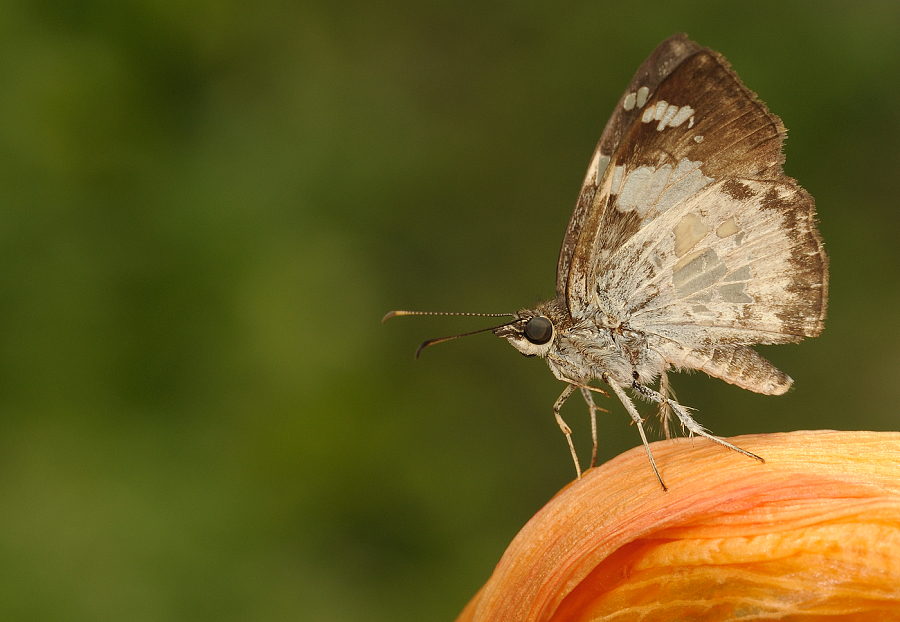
xmin=494 ymin=300 xmax=568 ymax=358
xmin=382 ymin=300 xmax=570 ymax=360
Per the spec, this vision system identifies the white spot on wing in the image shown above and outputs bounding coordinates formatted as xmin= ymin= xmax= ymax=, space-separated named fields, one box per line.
xmin=672 ymin=248 xmax=727 ymax=298
xmin=673 ymin=213 xmax=710 ymax=257
xmin=617 ymin=165 xmax=671 ymax=217
xmin=668 ymin=106 xmax=694 ymax=127
xmin=596 ymin=155 xmax=610 ymax=184
xmin=653 ymin=101 xmax=668 ymax=121
xmin=716 ymin=217 xmax=739 ymax=238
xmin=671 ymin=158 xmax=699 ymax=179
xmin=586 ymin=152 xmax=611 ymax=186
xmin=657 ymin=105 xmax=679 ymax=131
xmin=623 ymin=92 xmax=636 ymax=111
xmin=688 ymin=116 xmax=695 ymax=128
xmin=658 ymin=159 xmax=713 ymax=213
xmin=718 ymin=282 xmax=753 ymax=303
xmin=694 ymin=135 xmax=704 ymax=143
xmin=725 ymin=265 xmax=752 ymax=281
xmin=614 ymin=158 xmax=713 ymax=219
xmin=636 ymin=86 xmax=650 ymax=108
xmin=639 ymin=102 xmax=697 ymax=132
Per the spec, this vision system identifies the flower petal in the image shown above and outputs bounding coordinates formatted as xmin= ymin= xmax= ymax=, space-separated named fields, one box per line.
xmin=456 ymin=430 xmax=900 ymax=622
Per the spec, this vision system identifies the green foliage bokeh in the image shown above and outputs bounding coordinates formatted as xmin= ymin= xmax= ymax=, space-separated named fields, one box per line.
xmin=0 ymin=1 xmax=898 ymax=620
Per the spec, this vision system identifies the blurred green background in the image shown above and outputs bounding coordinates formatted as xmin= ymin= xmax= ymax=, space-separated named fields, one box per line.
xmin=0 ymin=0 xmax=897 ymax=620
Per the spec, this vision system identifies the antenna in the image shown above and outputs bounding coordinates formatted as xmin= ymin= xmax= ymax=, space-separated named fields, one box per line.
xmin=382 ymin=310 xmax=517 ymax=359
xmin=382 ymin=310 xmax=514 ymax=323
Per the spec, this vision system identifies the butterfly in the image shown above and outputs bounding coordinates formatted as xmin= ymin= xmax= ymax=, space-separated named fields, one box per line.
xmin=386 ymin=34 xmax=828 ymax=490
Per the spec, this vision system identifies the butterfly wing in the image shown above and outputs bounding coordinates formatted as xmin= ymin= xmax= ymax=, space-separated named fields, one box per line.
xmin=559 ymin=34 xmax=827 ymax=393
xmin=557 ymin=34 xmax=703 ymax=300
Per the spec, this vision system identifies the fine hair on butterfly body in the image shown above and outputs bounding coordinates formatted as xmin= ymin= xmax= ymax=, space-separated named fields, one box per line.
xmin=386 ymin=34 xmax=828 ymax=491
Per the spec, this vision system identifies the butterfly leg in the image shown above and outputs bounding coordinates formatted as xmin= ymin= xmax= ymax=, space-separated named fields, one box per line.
xmin=631 ymin=381 xmax=765 ymax=464
xmin=658 ymin=370 xmax=676 ymax=440
xmin=602 ymin=374 xmax=667 ymax=491
xmin=553 ymin=384 xmax=583 ymax=479
xmin=579 ymin=387 xmax=602 ymax=468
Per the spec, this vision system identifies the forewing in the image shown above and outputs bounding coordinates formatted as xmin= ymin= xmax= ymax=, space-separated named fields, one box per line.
xmin=556 ymin=34 xmax=702 ymax=300
xmin=564 ymin=35 xmax=827 ymax=350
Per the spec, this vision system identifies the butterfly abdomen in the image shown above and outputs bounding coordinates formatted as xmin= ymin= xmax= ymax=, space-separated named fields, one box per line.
xmin=668 ymin=344 xmax=793 ymax=395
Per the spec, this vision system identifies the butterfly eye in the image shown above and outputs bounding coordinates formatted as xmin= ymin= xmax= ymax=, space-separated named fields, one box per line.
xmin=524 ymin=316 xmax=553 ymax=345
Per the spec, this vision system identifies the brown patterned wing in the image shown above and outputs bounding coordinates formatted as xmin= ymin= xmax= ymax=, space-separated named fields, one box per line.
xmin=556 ymin=33 xmax=702 ymax=300
xmin=561 ymin=35 xmax=827 ymax=355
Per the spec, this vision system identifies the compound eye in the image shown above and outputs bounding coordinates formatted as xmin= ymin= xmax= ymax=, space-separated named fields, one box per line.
xmin=524 ymin=316 xmax=553 ymax=345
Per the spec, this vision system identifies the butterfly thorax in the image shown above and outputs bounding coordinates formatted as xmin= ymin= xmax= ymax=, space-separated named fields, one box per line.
xmin=592 ymin=288 xmax=628 ymax=329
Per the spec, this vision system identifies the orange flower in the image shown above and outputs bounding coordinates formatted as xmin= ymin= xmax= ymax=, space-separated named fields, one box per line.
xmin=456 ymin=430 xmax=900 ymax=621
